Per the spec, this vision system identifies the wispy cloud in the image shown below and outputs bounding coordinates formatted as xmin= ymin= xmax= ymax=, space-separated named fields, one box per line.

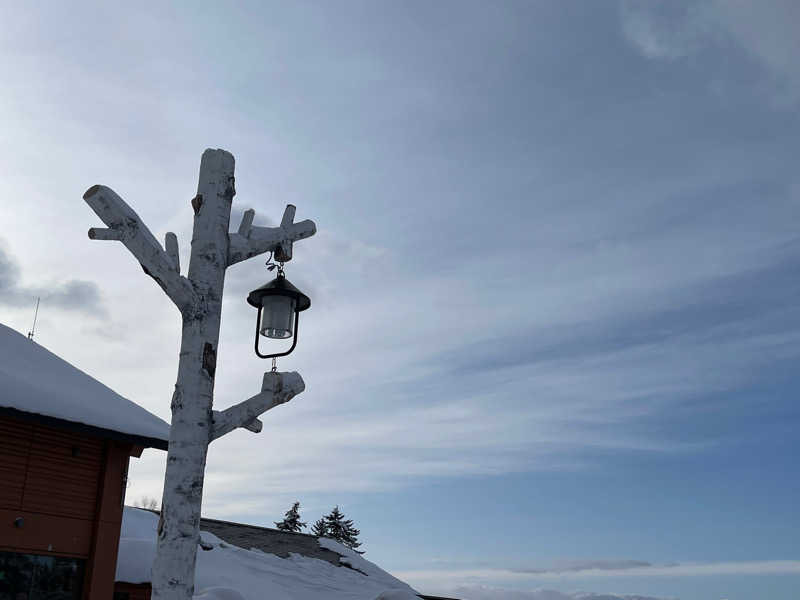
xmin=619 ymin=1 xmax=710 ymax=60
xmin=448 ymin=586 xmax=672 ymax=600
xmin=126 ymin=213 xmax=800 ymax=512
xmin=398 ymin=559 xmax=800 ymax=587
xmin=620 ymin=0 xmax=800 ymax=103
xmin=512 ymin=560 xmax=653 ymax=575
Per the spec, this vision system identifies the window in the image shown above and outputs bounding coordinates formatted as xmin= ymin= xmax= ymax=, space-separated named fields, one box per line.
xmin=0 ymin=551 xmax=84 ymax=600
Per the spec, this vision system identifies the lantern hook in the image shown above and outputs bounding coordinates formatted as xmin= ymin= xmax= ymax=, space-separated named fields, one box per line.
xmin=265 ymin=251 xmax=285 ymax=276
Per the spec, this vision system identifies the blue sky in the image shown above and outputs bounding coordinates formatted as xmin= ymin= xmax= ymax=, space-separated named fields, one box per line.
xmin=1 ymin=2 xmax=798 ymax=599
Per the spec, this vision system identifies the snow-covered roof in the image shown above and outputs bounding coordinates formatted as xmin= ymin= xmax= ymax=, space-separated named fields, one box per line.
xmin=0 ymin=322 xmax=169 ymax=448
xmin=117 ymin=507 xmax=419 ymax=600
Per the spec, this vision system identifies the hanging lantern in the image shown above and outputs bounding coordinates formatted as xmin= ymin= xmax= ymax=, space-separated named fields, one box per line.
xmin=247 ymin=273 xmax=311 ymax=359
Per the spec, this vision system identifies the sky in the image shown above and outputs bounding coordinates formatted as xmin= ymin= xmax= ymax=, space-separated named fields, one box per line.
xmin=0 ymin=1 xmax=798 ymax=599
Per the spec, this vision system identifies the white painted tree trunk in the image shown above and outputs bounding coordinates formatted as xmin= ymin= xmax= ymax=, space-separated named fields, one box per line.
xmin=150 ymin=149 xmax=233 ymax=600
xmin=83 ymin=148 xmax=315 ymax=600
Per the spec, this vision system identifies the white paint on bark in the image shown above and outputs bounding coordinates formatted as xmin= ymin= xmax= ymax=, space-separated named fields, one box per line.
xmin=83 ymin=148 xmax=316 ymax=600
xmin=237 ymin=208 xmax=254 ymax=237
xmin=227 ymin=204 xmax=315 ymax=266
xmin=165 ymin=232 xmax=180 ymax=273
xmin=210 ymin=371 xmax=304 ymax=441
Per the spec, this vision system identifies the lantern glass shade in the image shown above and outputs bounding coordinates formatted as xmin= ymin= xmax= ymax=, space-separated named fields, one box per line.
xmin=259 ymin=295 xmax=296 ymax=339
xmin=247 ymin=274 xmax=310 ymax=359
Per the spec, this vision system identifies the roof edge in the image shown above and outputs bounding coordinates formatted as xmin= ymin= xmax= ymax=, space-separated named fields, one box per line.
xmin=198 ymin=515 xmax=326 ymax=540
xmin=0 ymin=406 xmax=169 ymax=451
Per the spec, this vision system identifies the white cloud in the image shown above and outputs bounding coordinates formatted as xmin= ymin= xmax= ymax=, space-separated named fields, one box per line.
xmin=619 ymin=2 xmax=709 ymax=60
xmin=0 ymin=240 xmax=105 ymax=315
xmin=397 ymin=559 xmax=800 ymax=589
xmin=620 ymin=0 xmax=800 ymax=103
xmin=708 ymin=0 xmax=800 ymax=103
xmin=447 ymin=587 xmax=671 ymax=600
xmin=512 ymin=560 xmax=653 ymax=574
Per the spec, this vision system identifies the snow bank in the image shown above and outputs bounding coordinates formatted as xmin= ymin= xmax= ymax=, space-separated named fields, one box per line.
xmin=116 ymin=508 xmax=418 ymax=600
xmin=318 ymin=537 xmax=406 ymax=583
xmin=0 ymin=323 xmax=169 ymax=443
xmin=116 ymin=507 xmax=159 ymax=584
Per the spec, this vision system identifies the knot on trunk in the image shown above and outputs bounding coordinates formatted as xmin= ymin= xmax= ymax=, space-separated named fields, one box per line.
xmin=191 ymin=194 xmax=204 ymax=214
xmin=202 ymin=342 xmax=216 ymax=378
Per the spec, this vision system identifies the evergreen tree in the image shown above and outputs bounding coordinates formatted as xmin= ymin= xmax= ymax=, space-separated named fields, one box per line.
xmin=310 ymin=518 xmax=328 ymax=537
xmin=274 ymin=501 xmax=307 ymax=532
xmin=322 ymin=506 xmax=362 ymax=552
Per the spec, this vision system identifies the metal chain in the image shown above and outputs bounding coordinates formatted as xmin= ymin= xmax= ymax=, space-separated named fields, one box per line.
xmin=266 ymin=253 xmax=285 ymax=374
xmin=265 ymin=251 xmax=286 ymax=277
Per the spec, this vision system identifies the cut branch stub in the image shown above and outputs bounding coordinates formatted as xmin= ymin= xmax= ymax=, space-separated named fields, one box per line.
xmin=165 ymin=232 xmax=180 ymax=273
xmin=238 ymin=209 xmax=254 ymax=236
xmin=242 ymin=418 xmax=263 ymax=433
xmin=88 ymin=227 xmax=123 ymax=241
xmin=83 ymin=185 xmax=197 ymax=313
xmin=275 ymin=204 xmax=297 ymax=262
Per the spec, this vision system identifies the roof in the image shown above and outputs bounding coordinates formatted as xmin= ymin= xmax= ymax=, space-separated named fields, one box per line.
xmin=198 ymin=516 xmax=344 ymax=566
xmin=0 ymin=322 xmax=169 ymax=449
xmin=116 ymin=508 xmax=423 ymax=599
xmin=195 ymin=516 xmax=454 ymax=599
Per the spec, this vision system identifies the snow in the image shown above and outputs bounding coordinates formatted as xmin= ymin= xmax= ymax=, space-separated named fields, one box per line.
xmin=371 ymin=592 xmax=420 ymax=600
xmin=0 ymin=323 xmax=169 ymax=443
xmin=317 ymin=537 xmax=402 ymax=582
xmin=193 ymin=588 xmax=247 ymax=600
xmin=117 ymin=507 xmax=419 ymax=600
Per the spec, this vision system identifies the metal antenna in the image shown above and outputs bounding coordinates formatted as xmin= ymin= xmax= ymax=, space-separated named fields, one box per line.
xmin=27 ymin=297 xmax=40 ymax=341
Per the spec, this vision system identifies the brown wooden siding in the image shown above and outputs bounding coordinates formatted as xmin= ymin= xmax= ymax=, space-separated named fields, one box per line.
xmin=24 ymin=425 xmax=104 ymax=520
xmin=1 ymin=418 xmax=105 ymax=516
xmin=0 ymin=508 xmax=94 ymax=555
xmin=0 ymin=418 xmax=33 ymax=509
xmin=83 ymin=443 xmax=129 ymax=600
xmin=0 ymin=414 xmax=134 ymax=600
xmin=114 ymin=582 xmax=152 ymax=600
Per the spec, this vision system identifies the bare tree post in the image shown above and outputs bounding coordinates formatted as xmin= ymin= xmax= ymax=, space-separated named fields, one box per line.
xmin=83 ymin=149 xmax=316 ymax=600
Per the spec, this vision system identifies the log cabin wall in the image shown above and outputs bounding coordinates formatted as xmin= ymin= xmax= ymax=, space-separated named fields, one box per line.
xmin=0 ymin=414 xmax=132 ymax=600
xmin=113 ymin=582 xmax=152 ymax=600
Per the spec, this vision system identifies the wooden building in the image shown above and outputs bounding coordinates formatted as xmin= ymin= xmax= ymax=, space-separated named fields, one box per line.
xmin=0 ymin=323 xmax=169 ymax=600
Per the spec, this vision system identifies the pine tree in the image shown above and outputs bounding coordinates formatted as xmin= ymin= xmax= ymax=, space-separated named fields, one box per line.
xmin=322 ymin=506 xmax=362 ymax=552
xmin=311 ymin=518 xmax=328 ymax=537
xmin=274 ymin=501 xmax=307 ymax=532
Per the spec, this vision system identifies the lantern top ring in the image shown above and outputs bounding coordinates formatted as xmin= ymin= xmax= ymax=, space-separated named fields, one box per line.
xmin=246 ymin=274 xmax=311 ymax=311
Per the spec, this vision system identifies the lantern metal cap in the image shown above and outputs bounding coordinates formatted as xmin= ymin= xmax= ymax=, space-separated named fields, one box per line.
xmin=246 ymin=274 xmax=311 ymax=311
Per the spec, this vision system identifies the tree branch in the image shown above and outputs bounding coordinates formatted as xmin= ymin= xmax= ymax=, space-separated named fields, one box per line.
xmin=210 ymin=371 xmax=305 ymax=441
xmin=84 ymin=185 xmax=197 ymax=313
xmin=227 ymin=204 xmax=316 ymax=266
